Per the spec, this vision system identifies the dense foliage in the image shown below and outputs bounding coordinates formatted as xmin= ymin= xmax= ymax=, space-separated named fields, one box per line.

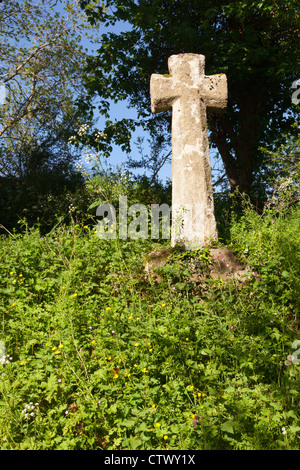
xmin=0 ymin=164 xmax=299 ymax=450
xmin=79 ymin=0 xmax=299 ymax=195
xmin=0 ymin=1 xmax=99 ymax=233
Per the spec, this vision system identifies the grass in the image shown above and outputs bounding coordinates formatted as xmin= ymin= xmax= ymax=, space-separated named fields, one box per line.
xmin=0 ymin=197 xmax=299 ymax=450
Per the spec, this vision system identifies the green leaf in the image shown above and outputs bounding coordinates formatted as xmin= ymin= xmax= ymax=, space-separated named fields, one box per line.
xmin=128 ymin=437 xmax=142 ymax=450
xmin=286 ymin=410 xmax=298 ymax=419
xmin=290 ymin=426 xmax=300 ymax=433
xmin=270 ymin=402 xmax=283 ymax=411
xmin=120 ymin=419 xmax=135 ymax=428
xmin=220 ymin=420 xmax=234 ymax=434
xmin=109 ymin=403 xmax=118 ymax=413
xmin=138 ymin=422 xmax=149 ymax=432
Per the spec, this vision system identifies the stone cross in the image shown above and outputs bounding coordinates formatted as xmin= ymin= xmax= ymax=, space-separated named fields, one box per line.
xmin=150 ymin=53 xmax=227 ymax=250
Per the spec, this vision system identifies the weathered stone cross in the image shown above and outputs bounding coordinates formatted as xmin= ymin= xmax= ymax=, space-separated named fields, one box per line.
xmin=150 ymin=53 xmax=227 ymax=250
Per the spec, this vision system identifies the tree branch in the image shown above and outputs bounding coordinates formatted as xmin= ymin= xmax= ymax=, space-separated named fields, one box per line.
xmin=0 ymin=73 xmax=37 ymax=138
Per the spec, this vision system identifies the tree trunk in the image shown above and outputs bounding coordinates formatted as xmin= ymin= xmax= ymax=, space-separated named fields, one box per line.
xmin=208 ymin=90 xmax=263 ymax=195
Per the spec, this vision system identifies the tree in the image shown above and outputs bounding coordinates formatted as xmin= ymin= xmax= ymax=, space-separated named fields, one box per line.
xmin=79 ymin=0 xmax=299 ymax=197
xmin=0 ymin=0 xmax=96 ymax=178
xmin=0 ymin=0 xmax=103 ymax=232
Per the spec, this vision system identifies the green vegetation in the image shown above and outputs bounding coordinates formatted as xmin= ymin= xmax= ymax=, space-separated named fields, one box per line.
xmin=0 ymin=0 xmax=299 ymax=452
xmin=0 ymin=168 xmax=299 ymax=450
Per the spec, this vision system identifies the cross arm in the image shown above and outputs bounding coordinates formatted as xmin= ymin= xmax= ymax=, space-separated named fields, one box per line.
xmin=150 ymin=74 xmax=180 ymax=114
xmin=202 ymin=74 xmax=227 ymax=113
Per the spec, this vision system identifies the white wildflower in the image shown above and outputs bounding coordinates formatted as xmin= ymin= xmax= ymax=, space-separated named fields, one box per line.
xmin=21 ymin=402 xmax=39 ymax=420
xmin=94 ymin=130 xmax=107 ymax=142
xmin=78 ymin=124 xmax=89 ymax=136
xmin=68 ymin=135 xmax=77 ymax=144
xmin=277 ymin=174 xmax=295 ymax=193
xmin=0 ymin=355 xmax=12 ymax=365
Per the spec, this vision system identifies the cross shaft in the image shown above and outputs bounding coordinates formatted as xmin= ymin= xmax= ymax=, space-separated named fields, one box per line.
xmin=150 ymin=53 xmax=227 ymax=249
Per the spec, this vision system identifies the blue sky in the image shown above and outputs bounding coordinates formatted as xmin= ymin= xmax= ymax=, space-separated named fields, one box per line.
xmin=65 ymin=4 xmax=172 ymax=183
xmin=56 ymin=2 xmax=224 ymax=185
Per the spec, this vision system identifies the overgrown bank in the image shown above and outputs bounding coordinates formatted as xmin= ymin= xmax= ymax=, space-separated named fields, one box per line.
xmin=0 ymin=196 xmax=299 ymax=450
